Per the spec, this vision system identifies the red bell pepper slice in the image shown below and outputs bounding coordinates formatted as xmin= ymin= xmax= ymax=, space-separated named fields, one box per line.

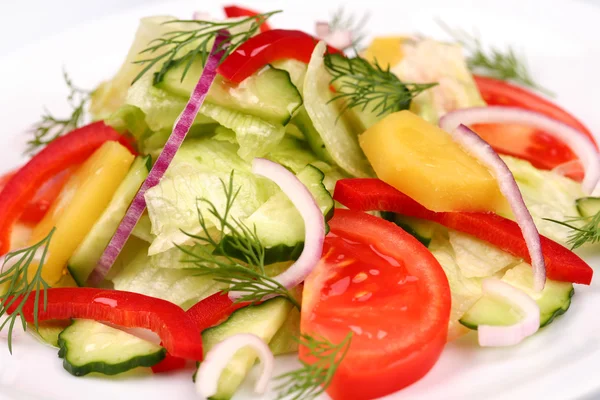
xmin=152 ymin=293 xmax=250 ymax=374
xmin=333 ymin=178 xmax=593 ymax=285
xmin=218 ymin=29 xmax=342 ymax=84
xmin=223 ymin=5 xmax=272 ymax=33
xmin=6 ymin=288 xmax=203 ymax=360
xmin=0 ymin=122 xmax=134 ymax=255
xmin=187 ymin=292 xmax=249 ymax=331
xmin=151 ymin=349 xmax=188 ymax=373
xmin=0 ymin=168 xmax=74 ymax=225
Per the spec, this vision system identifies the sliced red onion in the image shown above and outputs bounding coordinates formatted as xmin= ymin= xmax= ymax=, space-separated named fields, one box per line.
xmin=440 ymin=106 xmax=600 ymax=194
xmin=229 ymin=158 xmax=325 ymax=301
xmin=193 ymin=11 xmax=211 ymax=20
xmin=196 ymin=333 xmax=274 ymax=399
xmin=315 ymin=21 xmax=331 ymax=38
xmin=315 ymin=21 xmax=353 ymax=50
xmin=478 ymin=278 xmax=540 ymax=347
xmin=88 ymin=31 xmax=231 ymax=286
xmin=324 ymin=30 xmax=353 ymax=50
xmin=451 ymin=124 xmax=546 ymax=291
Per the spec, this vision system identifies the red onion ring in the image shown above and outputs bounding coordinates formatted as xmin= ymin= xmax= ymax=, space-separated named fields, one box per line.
xmin=452 ymin=124 xmax=546 ymax=291
xmin=196 ymin=333 xmax=273 ymax=399
xmin=440 ymin=106 xmax=600 ymax=194
xmin=478 ymin=278 xmax=540 ymax=347
xmin=228 ymin=158 xmax=325 ymax=301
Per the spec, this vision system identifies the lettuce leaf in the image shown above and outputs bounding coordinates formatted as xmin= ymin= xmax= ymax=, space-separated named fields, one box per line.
xmin=144 ymin=138 xmax=277 ymax=255
xmin=303 ymin=42 xmax=374 ymax=178
xmin=90 ymin=16 xmax=192 ymax=120
xmin=502 ymin=155 xmax=584 ymax=245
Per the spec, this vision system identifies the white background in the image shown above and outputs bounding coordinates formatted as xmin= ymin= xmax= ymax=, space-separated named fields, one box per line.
xmin=0 ymin=0 xmax=598 ymax=55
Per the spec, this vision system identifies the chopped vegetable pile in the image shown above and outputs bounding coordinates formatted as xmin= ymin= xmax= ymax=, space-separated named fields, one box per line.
xmin=0 ymin=4 xmax=597 ymax=400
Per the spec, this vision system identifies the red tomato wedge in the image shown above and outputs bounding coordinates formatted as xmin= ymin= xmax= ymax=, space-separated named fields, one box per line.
xmin=301 ymin=209 xmax=451 ymax=400
xmin=333 ymin=178 xmax=593 ymax=285
xmin=472 ymin=75 xmax=596 ymax=174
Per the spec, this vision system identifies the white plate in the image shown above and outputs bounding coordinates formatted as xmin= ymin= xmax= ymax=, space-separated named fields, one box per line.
xmin=1 ymin=1 xmax=600 ymax=399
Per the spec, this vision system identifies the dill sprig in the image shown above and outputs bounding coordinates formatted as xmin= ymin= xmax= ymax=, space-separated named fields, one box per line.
xmin=325 ymin=53 xmax=437 ymax=117
xmin=439 ymin=21 xmax=553 ymax=97
xmin=26 ymin=71 xmax=89 ymax=155
xmin=329 ymin=8 xmax=369 ymax=51
xmin=0 ymin=228 xmax=54 ymax=353
xmin=179 ymin=172 xmax=300 ymax=309
xmin=275 ymin=332 xmax=353 ymax=400
xmin=545 ymin=213 xmax=600 ymax=250
xmin=132 ymin=11 xmax=280 ymax=85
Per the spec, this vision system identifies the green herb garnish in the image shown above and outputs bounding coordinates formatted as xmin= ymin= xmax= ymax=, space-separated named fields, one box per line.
xmin=275 ymin=332 xmax=353 ymax=400
xmin=26 ymin=71 xmax=89 ymax=155
xmin=0 ymin=228 xmax=54 ymax=353
xmin=179 ymin=172 xmax=299 ymax=309
xmin=324 ymin=53 xmax=437 ymax=117
xmin=132 ymin=11 xmax=280 ymax=85
xmin=439 ymin=21 xmax=553 ymax=96
xmin=545 ymin=214 xmax=600 ymax=250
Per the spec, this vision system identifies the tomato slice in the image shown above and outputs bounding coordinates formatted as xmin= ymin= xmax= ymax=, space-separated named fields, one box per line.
xmin=301 ymin=209 xmax=451 ymax=400
xmin=472 ymin=75 xmax=595 ymax=174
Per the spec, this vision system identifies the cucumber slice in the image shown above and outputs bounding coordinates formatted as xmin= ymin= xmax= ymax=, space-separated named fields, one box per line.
xmin=394 ymin=215 xmax=438 ymax=247
xmin=29 ymin=320 xmax=71 ymax=348
xmin=576 ymin=196 xmax=600 ymax=218
xmin=218 ymin=165 xmax=333 ymax=263
xmin=460 ymin=263 xmax=573 ymax=329
xmin=158 ymin=60 xmax=302 ymax=126
xmin=292 ymin=107 xmax=334 ymax=162
xmin=269 ymin=307 xmax=301 ymax=356
xmin=58 ymin=320 xmax=166 ymax=377
xmin=200 ymin=298 xmax=293 ymax=400
xmin=270 ymin=59 xmax=334 ymax=162
xmin=68 ymin=156 xmax=151 ymax=286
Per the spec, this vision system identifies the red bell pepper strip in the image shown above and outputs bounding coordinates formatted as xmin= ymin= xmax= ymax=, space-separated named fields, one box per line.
xmin=151 ymin=349 xmax=188 ymax=373
xmin=0 ymin=168 xmax=74 ymax=225
xmin=152 ymin=293 xmax=251 ymax=374
xmin=0 ymin=122 xmax=134 ymax=255
xmin=223 ymin=5 xmax=272 ymax=33
xmin=186 ymin=292 xmax=250 ymax=331
xmin=333 ymin=178 xmax=593 ymax=285
xmin=6 ymin=288 xmax=204 ymax=361
xmin=218 ymin=29 xmax=342 ymax=84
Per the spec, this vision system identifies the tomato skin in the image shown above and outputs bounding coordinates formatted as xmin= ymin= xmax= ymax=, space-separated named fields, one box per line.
xmin=301 ymin=209 xmax=451 ymax=400
xmin=472 ymin=75 xmax=595 ymax=173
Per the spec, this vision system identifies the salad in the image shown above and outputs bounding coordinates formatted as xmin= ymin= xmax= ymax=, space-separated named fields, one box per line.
xmin=0 ymin=4 xmax=598 ymax=400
